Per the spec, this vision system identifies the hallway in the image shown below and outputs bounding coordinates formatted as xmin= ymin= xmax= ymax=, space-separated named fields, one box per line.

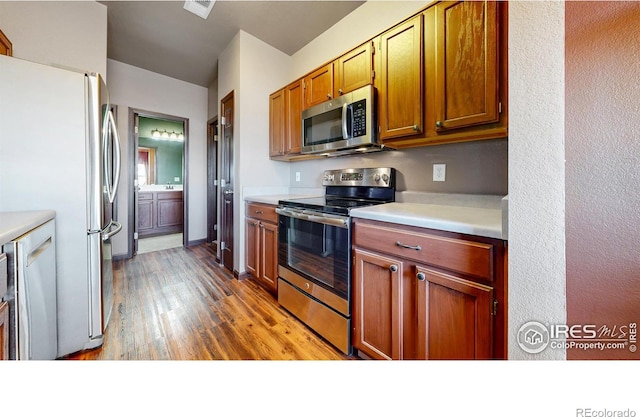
xmin=66 ymin=243 xmax=348 ymax=360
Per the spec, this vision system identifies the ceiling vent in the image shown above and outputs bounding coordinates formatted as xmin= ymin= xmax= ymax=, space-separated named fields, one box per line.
xmin=183 ymin=0 xmax=216 ymax=20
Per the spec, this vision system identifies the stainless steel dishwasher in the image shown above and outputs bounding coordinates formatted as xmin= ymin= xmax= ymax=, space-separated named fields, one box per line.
xmin=3 ymin=219 xmax=58 ymax=359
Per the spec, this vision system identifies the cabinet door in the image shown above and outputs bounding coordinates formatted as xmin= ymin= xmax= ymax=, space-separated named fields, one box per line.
xmin=259 ymin=221 xmax=278 ymax=293
xmin=157 ymin=198 xmax=183 ymax=228
xmin=303 ymin=63 xmax=333 ymax=109
xmin=377 ymin=14 xmax=423 ymax=140
xmin=415 ymin=266 xmax=493 ymax=359
xmin=0 ymin=301 xmax=8 ymax=360
xmin=284 ymin=79 xmax=303 ymax=155
xmin=269 ymin=89 xmax=285 ymax=157
xmin=245 ymin=218 xmax=260 ymax=279
xmin=433 ymin=1 xmax=499 ymax=131
xmin=138 ymin=199 xmax=154 ymax=231
xmin=334 ymin=41 xmax=374 ymax=97
xmin=353 ymin=248 xmax=404 ymax=360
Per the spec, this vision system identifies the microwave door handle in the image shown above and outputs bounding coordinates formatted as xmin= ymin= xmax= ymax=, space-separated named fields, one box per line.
xmin=341 ymin=103 xmax=349 ymax=139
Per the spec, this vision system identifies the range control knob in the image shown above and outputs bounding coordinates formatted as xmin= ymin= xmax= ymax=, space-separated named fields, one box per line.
xmin=382 ymin=174 xmax=389 ymax=183
xmin=374 ymin=173 xmax=381 ymax=182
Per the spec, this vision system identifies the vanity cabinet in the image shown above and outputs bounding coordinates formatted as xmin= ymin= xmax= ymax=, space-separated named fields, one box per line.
xmin=352 ymin=218 xmax=507 ymax=360
xmin=138 ymin=191 xmax=183 ymax=237
xmin=245 ymin=202 xmax=279 ymax=294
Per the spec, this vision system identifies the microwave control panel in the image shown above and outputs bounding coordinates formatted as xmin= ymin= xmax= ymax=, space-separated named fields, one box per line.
xmin=351 ymin=99 xmax=367 ymax=137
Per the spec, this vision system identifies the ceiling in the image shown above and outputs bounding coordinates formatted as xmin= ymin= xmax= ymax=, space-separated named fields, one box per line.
xmin=99 ymin=1 xmax=365 ymax=87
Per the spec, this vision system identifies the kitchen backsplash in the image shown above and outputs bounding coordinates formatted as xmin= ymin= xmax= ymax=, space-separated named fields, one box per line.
xmin=288 ymin=138 xmax=508 ymax=196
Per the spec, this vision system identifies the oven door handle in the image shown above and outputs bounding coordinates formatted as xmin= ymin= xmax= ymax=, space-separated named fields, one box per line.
xmin=276 ymin=207 xmax=349 ymax=229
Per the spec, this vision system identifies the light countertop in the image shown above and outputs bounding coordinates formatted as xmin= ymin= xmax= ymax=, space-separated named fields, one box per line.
xmin=242 ymin=191 xmax=508 ymax=240
xmin=350 ymin=202 xmax=504 ymax=240
xmin=244 ymin=194 xmax=320 ymax=206
xmin=0 ymin=210 xmax=56 ymax=246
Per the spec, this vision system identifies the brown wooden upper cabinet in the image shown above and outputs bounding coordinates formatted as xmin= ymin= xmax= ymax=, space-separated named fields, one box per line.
xmin=376 ymin=14 xmax=424 ymax=141
xmin=268 ymin=89 xmax=285 ymax=158
xmin=0 ymin=29 xmax=12 ymax=56
xmin=334 ymin=41 xmax=374 ymax=98
xmin=303 ymin=63 xmax=333 ymax=109
xmin=432 ymin=1 xmax=500 ymax=131
xmin=284 ymin=79 xmax=303 ymax=155
xmin=269 ymin=79 xmax=303 ymax=160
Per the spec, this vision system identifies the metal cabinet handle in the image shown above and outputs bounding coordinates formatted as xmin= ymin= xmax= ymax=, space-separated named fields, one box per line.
xmin=396 ymin=241 xmax=422 ymax=251
xmin=255 ymin=210 xmax=264 ymax=214
xmin=327 ymin=93 xmax=332 ymax=99
xmin=412 ymin=124 xmax=419 ymax=131
xmin=389 ymin=264 xmax=398 ymax=273
xmin=435 ymin=121 xmax=443 ymax=128
xmin=338 ymin=88 xmax=344 ymax=95
xmin=417 ymin=272 xmax=426 ymax=281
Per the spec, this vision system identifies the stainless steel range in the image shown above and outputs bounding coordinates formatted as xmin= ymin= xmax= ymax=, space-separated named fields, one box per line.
xmin=276 ymin=167 xmax=395 ymax=355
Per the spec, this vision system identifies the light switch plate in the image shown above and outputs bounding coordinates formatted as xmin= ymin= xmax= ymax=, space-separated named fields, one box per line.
xmin=433 ymin=164 xmax=446 ymax=182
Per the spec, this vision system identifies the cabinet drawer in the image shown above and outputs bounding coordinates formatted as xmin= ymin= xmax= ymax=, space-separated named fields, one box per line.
xmin=139 ymin=192 xmax=153 ymax=201
xmin=354 ymin=221 xmax=494 ymax=281
xmin=157 ymin=191 xmax=183 ymax=200
xmin=246 ymin=202 xmax=278 ymax=224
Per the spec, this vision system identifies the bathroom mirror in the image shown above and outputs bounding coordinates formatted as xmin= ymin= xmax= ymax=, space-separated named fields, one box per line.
xmin=137 ymin=117 xmax=184 ymax=186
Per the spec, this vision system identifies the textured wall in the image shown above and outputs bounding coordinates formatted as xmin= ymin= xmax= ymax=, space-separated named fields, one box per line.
xmin=565 ymin=2 xmax=640 ymax=359
xmin=508 ymin=1 xmax=567 ymax=359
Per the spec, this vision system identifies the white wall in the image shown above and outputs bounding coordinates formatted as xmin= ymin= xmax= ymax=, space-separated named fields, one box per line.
xmin=217 ymin=30 xmax=291 ymax=273
xmin=0 ymin=1 xmax=106 ymax=76
xmin=107 ymin=59 xmax=209 ymax=256
xmin=508 ymin=1 xmax=566 ymax=359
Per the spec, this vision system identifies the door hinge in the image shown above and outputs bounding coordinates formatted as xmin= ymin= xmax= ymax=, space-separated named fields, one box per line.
xmin=134 ymin=126 xmax=139 ymax=134
xmin=371 ymin=70 xmax=375 ymax=80
xmin=134 ymin=232 xmax=139 ymax=240
xmin=498 ymin=102 xmax=502 ymax=114
xmin=213 ymin=224 xmax=218 ymax=231
xmin=492 ymin=299 xmax=498 ymax=316
xmin=220 ymin=241 xmax=226 ymax=250
xmin=221 ymin=116 xmax=226 ymax=126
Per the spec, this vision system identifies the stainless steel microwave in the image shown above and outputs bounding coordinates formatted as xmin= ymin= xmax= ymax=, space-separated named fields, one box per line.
xmin=301 ymin=85 xmax=382 ymax=156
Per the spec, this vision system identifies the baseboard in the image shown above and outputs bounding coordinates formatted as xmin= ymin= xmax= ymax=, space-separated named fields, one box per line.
xmin=186 ymin=238 xmax=207 ymax=246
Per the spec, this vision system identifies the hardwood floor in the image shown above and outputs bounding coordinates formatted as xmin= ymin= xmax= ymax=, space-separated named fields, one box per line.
xmin=65 ymin=243 xmax=350 ymax=360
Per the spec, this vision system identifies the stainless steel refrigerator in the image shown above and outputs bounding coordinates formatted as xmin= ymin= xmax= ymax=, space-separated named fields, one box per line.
xmin=0 ymin=55 xmax=122 ymax=357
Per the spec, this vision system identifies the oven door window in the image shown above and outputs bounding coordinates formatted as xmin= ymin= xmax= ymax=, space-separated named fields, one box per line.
xmin=278 ymin=215 xmax=349 ymax=299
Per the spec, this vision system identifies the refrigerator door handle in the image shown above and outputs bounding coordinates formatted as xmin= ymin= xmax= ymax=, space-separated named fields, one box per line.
xmin=105 ymin=109 xmax=122 ymax=204
xmin=102 ymin=220 xmax=122 ymax=241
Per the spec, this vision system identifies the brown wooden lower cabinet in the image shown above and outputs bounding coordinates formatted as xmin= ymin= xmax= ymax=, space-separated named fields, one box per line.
xmin=0 ymin=301 xmax=8 ymax=360
xmin=138 ymin=191 xmax=183 ymax=237
xmin=245 ymin=202 xmax=278 ymax=294
xmin=352 ymin=218 xmax=507 ymax=360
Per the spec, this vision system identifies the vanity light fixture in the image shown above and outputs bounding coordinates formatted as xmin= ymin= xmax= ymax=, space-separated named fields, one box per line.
xmin=150 ymin=129 xmax=184 ymax=142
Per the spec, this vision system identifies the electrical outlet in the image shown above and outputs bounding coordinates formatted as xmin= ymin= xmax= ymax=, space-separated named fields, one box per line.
xmin=295 ymin=172 xmax=301 ymax=182
xmin=433 ymin=164 xmax=446 ymax=182
xmin=174 ymin=177 xmax=180 ymax=182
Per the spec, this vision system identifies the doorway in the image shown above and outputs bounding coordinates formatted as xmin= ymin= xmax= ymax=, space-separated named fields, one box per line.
xmin=220 ymin=91 xmax=234 ymax=273
xmin=128 ymin=109 xmax=189 ymax=255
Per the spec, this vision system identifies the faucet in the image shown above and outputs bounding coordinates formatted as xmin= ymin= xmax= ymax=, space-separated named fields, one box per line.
xmin=166 ymin=182 xmax=173 ymax=190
